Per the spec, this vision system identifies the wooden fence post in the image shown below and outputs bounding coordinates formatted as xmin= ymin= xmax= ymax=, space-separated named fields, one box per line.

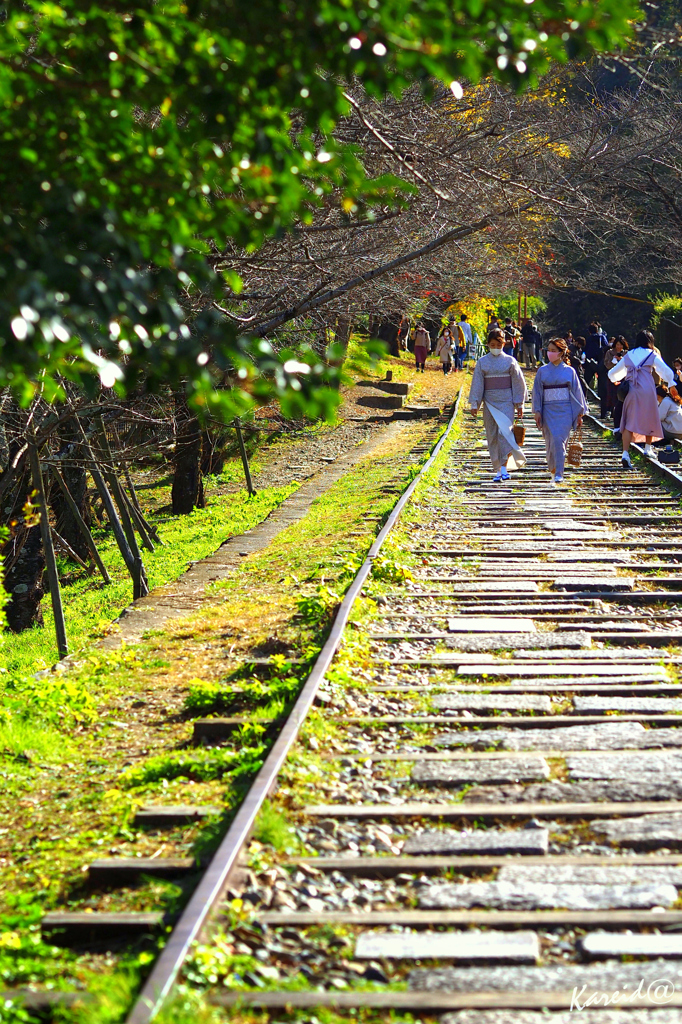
xmin=234 ymin=419 xmax=256 ymax=496
xmin=28 ymin=443 xmax=68 ymax=660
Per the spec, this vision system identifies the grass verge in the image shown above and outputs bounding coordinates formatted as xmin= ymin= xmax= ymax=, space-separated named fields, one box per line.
xmin=2 ymin=484 xmax=298 ymax=677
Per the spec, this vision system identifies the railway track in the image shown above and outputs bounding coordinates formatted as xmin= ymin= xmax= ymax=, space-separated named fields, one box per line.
xmin=20 ymin=392 xmax=682 ymax=1021
xmin=199 ymin=407 xmax=682 ymax=1019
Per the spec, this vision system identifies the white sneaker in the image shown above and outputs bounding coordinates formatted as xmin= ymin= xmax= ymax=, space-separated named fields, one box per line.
xmin=644 ymin=444 xmax=656 ymax=458
xmin=612 ymin=427 xmax=621 ymax=435
xmin=554 ymin=474 xmax=564 ymax=483
xmin=621 ymin=451 xmax=632 ymax=469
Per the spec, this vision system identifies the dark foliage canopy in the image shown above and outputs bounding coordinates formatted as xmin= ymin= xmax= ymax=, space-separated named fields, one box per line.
xmin=0 ymin=0 xmax=638 ymax=416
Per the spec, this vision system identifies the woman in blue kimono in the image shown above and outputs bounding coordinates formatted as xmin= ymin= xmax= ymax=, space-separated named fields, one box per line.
xmin=532 ymin=338 xmax=589 ymax=483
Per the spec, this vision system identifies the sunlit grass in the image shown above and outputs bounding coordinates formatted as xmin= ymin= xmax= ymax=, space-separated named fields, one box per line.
xmin=2 ymin=483 xmax=298 ymax=677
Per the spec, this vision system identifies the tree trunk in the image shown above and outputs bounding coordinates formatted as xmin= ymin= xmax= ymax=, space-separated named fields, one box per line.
xmin=334 ymin=316 xmax=352 ymax=357
xmin=2 ymin=462 xmax=45 ymax=632
xmin=172 ymin=397 xmax=205 ymax=514
xmin=200 ymin=428 xmax=227 ymax=476
xmin=49 ymin=436 xmax=91 ymax=561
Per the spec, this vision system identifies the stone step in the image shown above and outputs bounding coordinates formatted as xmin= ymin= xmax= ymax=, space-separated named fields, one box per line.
xmin=0 ymin=991 xmax=87 ymax=1012
xmin=418 ymin=880 xmax=677 ymax=911
xmin=462 ymin=778 xmax=682 ymax=805
xmin=210 ymin=989 xmax=682 ymax=1012
xmin=356 ymin=379 xmax=412 ymax=396
xmin=411 ymin=756 xmax=550 ymax=787
xmin=375 ymin=632 xmax=593 ymax=651
xmin=497 ymin=863 xmax=682 ymax=886
xmin=356 ymin=392 xmax=404 ymax=409
xmin=565 ymin=749 xmax=682 ymax=778
xmin=572 ymin=696 xmax=682 ymax=714
xmin=552 ymin=578 xmax=634 ymax=591
xmin=408 ymin=960 xmax=682 ymax=996
xmin=580 ymin=931 xmax=682 ymax=960
xmin=433 ymin=721 xmax=653 ymax=750
xmin=402 ymin=828 xmax=549 ymax=857
xmin=430 ymin=694 xmax=553 ymax=713
xmin=355 ymin=929 xmax=539 ymax=963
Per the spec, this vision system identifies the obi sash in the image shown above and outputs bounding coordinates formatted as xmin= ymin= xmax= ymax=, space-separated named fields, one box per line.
xmin=543 ymin=382 xmax=570 ymax=403
xmin=484 ymin=375 xmax=512 ymax=391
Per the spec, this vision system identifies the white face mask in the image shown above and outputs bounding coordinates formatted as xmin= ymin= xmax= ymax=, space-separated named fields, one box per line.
xmin=489 ymin=347 xmax=504 ymax=357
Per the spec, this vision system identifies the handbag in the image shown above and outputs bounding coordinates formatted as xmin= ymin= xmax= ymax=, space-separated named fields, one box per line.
xmin=659 ymin=446 xmax=681 ymax=465
xmin=512 ymin=420 xmax=526 ymax=446
xmin=566 ymin=423 xmax=583 ymax=467
xmin=616 ymin=380 xmax=630 ymax=402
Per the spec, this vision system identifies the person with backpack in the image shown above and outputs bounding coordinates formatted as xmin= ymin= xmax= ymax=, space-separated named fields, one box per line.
xmin=457 ymin=313 xmax=473 ymax=361
xmin=413 ymin=323 xmax=431 ymax=372
xmin=584 ymin=321 xmax=609 ymax=389
xmin=608 ymin=329 xmax=674 ymax=467
xmin=453 ymin=321 xmax=468 ymax=370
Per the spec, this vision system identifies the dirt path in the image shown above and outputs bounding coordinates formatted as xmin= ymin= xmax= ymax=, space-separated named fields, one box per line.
xmin=96 ymin=361 xmax=463 ymax=651
xmin=242 ymin=357 xmax=463 ymax=490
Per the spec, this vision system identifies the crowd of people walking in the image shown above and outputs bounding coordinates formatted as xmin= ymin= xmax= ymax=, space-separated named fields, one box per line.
xmin=401 ymin=307 xmax=681 ymax=477
xmin=464 ymin=313 xmax=681 ymax=480
xmin=409 ymin=315 xmax=474 ymax=374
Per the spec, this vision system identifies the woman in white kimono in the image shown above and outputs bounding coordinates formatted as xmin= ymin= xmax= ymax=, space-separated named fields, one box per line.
xmin=532 ymin=338 xmax=589 ymax=484
xmin=469 ymin=329 xmax=527 ymax=481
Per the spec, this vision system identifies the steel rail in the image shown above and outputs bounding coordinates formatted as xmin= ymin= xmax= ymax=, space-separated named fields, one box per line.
xmin=584 ymin=412 xmax=682 ymax=489
xmin=583 ymin=381 xmax=682 ymax=488
xmin=126 ymin=389 xmax=463 ymax=1024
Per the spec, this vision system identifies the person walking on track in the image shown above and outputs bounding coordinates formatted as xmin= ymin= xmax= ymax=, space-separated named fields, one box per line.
xmin=584 ymin=321 xmax=609 ymax=389
xmin=454 ymin=322 xmax=467 ymax=370
xmin=532 ymin=338 xmax=589 ymax=484
xmin=604 ymin=336 xmax=628 ymax=430
xmin=520 ymin=319 xmax=539 ymax=368
xmin=608 ymin=329 xmax=674 ymax=467
xmin=413 ymin=322 xmax=430 ymax=372
xmin=435 ymin=327 xmax=454 ymax=374
xmin=457 ymin=313 xmax=473 ymax=360
xmin=469 ymin=328 xmax=527 ymax=482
